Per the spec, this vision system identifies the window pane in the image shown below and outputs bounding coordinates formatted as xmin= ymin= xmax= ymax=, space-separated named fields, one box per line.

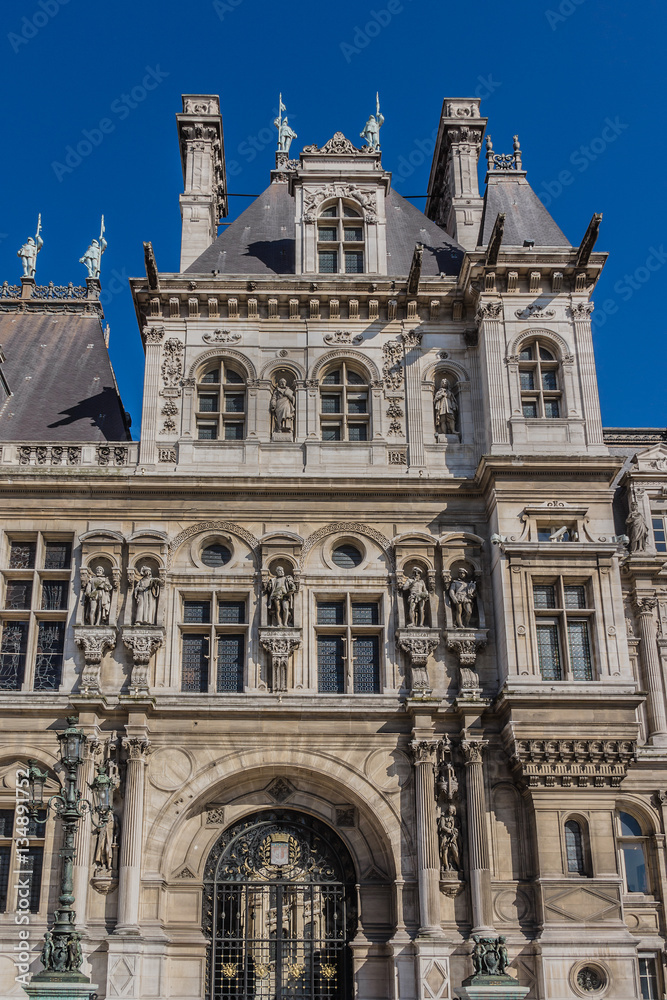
xmin=201 ymin=544 xmax=231 ymax=568
xmin=353 ymin=636 xmax=380 ymax=693
xmin=332 ymin=545 xmax=362 ymax=569
xmin=197 ymin=424 xmax=217 ymax=440
xmin=536 ymin=623 xmax=561 ymax=680
xmin=318 ymin=227 xmax=337 ymax=242
xmin=522 ymin=401 xmax=538 ymax=419
xmin=346 ymin=370 xmax=365 ymax=385
xmin=320 ymin=206 xmax=337 ymax=217
xmin=639 ymin=958 xmax=659 ymax=1000
xmin=321 ymin=370 xmax=341 ymax=385
xmin=544 ymin=399 xmax=560 ymax=419
xmin=539 ymin=346 xmax=555 ymax=361
xmin=224 ymin=393 xmax=245 ymax=413
xmin=25 ymin=846 xmax=43 ymax=912
xmin=0 ymin=844 xmax=9 ymax=913
xmin=343 ymin=228 xmax=363 ymax=241
xmin=652 ymin=517 xmax=666 ymax=552
xmin=542 ymin=370 xmax=558 ymax=390
xmin=520 ymin=371 xmax=535 ymax=391
xmin=348 ymin=423 xmax=368 ymax=442
xmin=217 ymin=634 xmax=244 ymax=693
xmin=344 ymin=251 xmax=364 ymax=274
xmin=321 ymin=424 xmax=341 ymax=441
xmin=218 ymin=601 xmax=245 ymax=624
xmin=620 ymin=811 xmax=643 ymax=837
xmin=318 ymin=251 xmax=338 ymax=273
xmin=564 ymin=585 xmax=586 ymax=609
xmin=352 ymin=603 xmax=379 ymax=625
xmin=565 ymin=820 xmax=585 ymax=874
xmin=519 ymin=346 xmax=533 ymax=360
xmin=5 ymin=581 xmax=32 ymax=610
xmin=568 ymin=621 xmax=592 ymax=680
xmin=317 ymin=602 xmax=345 ymax=625
xmin=34 ymin=621 xmax=65 ymax=690
xmin=183 ymin=600 xmax=211 ymax=624
xmin=198 ymin=394 xmax=219 ymax=413
xmin=347 ymin=393 xmax=367 ymax=414
xmin=321 ymin=394 xmax=341 ymax=414
xmin=182 ymin=635 xmax=209 ymax=692
xmin=9 ymin=542 xmax=35 ymax=570
xmin=41 ymin=581 xmax=68 ymax=611
xmin=224 ymin=422 xmax=244 ymax=441
xmin=343 ymin=206 xmax=360 ymax=217
xmin=223 ymin=368 xmax=244 ymax=384
xmin=318 ymin=635 xmax=344 ymax=693
xmin=0 ymin=622 xmax=28 ymax=689
xmin=201 ymin=369 xmax=220 ymax=384
xmin=44 ymin=542 xmax=71 ymax=570
xmin=623 ymin=844 xmax=647 ymax=892
xmin=0 ymin=810 xmax=14 ymax=838
xmin=533 ymin=585 xmax=556 ymax=609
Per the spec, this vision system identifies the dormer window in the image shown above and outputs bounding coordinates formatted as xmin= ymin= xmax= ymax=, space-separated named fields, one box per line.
xmin=518 ymin=339 xmax=561 ymax=418
xmin=318 ymin=201 xmax=365 ymax=274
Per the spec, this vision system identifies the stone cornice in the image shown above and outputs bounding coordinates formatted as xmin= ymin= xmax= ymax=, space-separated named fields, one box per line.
xmin=506 ymin=736 xmax=636 ymax=789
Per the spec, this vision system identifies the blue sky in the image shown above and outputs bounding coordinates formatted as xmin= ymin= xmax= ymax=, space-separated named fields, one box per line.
xmin=0 ymin=0 xmax=664 ymax=431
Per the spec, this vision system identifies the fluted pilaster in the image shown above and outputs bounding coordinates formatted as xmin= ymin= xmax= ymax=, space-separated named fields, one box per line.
xmin=410 ymin=739 xmax=441 ymax=935
xmin=635 ymin=597 xmax=667 ymax=745
xmin=461 ymin=740 xmax=493 ymax=934
xmin=116 ymin=737 xmax=151 ymax=933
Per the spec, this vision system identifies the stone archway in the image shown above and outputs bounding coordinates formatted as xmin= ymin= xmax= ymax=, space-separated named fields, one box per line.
xmin=203 ymin=809 xmax=357 ymax=1000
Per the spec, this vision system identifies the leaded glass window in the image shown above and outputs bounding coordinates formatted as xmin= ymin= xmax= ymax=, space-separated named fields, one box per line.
xmin=532 ymin=579 xmax=594 ymax=681
xmin=319 ymin=363 xmax=370 ymax=442
xmin=41 ymin=581 xmax=68 ymax=611
xmin=24 ymin=846 xmax=44 ymax=912
xmin=217 ymin=635 xmax=244 ymax=692
xmin=4 ymin=581 xmax=32 ymax=610
xmin=9 ymin=542 xmax=35 ymax=569
xmin=44 ymin=541 xmax=71 ymax=570
xmin=34 ymin=621 xmax=65 ymax=690
xmin=565 ymin=819 xmax=586 ymax=874
xmin=0 ymin=622 xmax=28 ymax=690
xmin=196 ymin=362 xmax=246 ymax=441
xmin=518 ymin=339 xmax=562 ymax=419
xmin=180 ymin=593 xmax=249 ymax=694
xmin=182 ymin=635 xmax=209 ymax=692
xmin=316 ymin=596 xmax=382 ymax=694
xmin=317 ymin=199 xmax=365 ymax=275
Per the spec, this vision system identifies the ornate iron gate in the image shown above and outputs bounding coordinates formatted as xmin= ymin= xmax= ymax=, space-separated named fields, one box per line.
xmin=204 ymin=811 xmax=356 ymax=1000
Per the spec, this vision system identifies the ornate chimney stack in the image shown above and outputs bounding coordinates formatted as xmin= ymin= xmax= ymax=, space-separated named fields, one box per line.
xmin=176 ymin=95 xmax=228 ymax=271
xmin=425 ymin=98 xmax=487 ymax=251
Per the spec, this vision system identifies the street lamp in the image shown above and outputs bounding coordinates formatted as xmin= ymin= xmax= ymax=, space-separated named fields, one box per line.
xmin=27 ymin=716 xmax=117 ymax=987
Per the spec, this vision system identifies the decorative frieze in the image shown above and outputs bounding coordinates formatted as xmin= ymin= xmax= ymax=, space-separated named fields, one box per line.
xmin=507 ymin=738 xmax=636 ymax=788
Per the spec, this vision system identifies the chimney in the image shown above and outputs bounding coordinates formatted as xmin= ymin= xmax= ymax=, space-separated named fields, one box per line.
xmin=176 ymin=95 xmax=228 ymax=271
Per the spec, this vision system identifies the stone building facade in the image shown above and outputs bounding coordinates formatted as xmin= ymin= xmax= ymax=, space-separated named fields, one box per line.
xmin=0 ymin=93 xmax=666 ymax=1000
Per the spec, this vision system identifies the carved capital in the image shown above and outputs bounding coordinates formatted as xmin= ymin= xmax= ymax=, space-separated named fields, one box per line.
xmin=410 ymin=739 xmax=439 ymax=765
xmin=569 ymin=302 xmax=594 ymax=319
xmin=634 ymin=596 xmax=658 ymax=616
xmin=121 ymin=736 xmax=152 ymax=761
xmin=446 ymin=629 xmax=487 ymax=667
xmin=461 ymin=740 xmax=486 ymax=765
xmin=259 ymin=627 xmax=302 ymax=694
xmin=144 ymin=325 xmax=164 ymax=345
xmin=400 ymin=327 xmax=423 ymax=349
xmin=475 ymin=302 xmax=502 ymax=322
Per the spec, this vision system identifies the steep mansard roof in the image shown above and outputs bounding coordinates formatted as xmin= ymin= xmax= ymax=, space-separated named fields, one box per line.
xmin=186 ymin=183 xmax=465 ymax=276
xmin=478 ymin=173 xmax=571 ymax=248
xmin=0 ymin=311 xmax=130 ymax=442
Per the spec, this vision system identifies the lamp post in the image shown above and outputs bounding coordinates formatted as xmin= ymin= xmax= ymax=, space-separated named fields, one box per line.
xmin=26 ymin=716 xmax=116 ymax=996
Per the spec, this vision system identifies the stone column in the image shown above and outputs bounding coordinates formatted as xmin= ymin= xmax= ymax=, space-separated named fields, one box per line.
xmin=139 ymin=327 xmax=164 ymax=466
xmin=116 ymin=737 xmax=151 ymax=933
xmin=401 ymin=329 xmax=425 ymax=468
xmin=634 ymin=597 xmax=667 ymax=745
xmin=410 ymin=740 xmax=441 ymax=935
xmin=461 ymin=740 xmax=493 ymax=934
xmin=72 ymin=739 xmax=100 ymax=928
xmin=476 ymin=303 xmax=509 ymax=449
xmin=570 ymin=302 xmax=604 ymax=446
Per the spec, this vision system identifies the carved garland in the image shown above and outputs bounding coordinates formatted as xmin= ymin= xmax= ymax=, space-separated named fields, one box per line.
xmin=300 ymin=522 xmax=393 ymax=568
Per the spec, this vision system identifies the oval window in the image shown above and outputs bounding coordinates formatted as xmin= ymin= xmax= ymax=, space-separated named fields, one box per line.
xmin=332 ymin=544 xmax=363 ymax=569
xmin=201 ymin=543 xmax=232 ymax=568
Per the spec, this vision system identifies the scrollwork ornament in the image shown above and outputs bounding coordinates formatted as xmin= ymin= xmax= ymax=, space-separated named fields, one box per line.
xmin=476 ymin=302 xmax=502 ymax=321
xmin=461 ymin=740 xmax=485 ymax=765
xmin=409 ymin=739 xmax=439 ymax=765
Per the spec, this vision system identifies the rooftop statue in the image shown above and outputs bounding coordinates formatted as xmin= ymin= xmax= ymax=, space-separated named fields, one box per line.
xmin=80 ymin=216 xmax=107 ymax=279
xmin=360 ymin=93 xmax=384 ymax=151
xmin=274 ymin=94 xmax=297 ymax=154
xmin=17 ymin=214 xmax=43 ymax=278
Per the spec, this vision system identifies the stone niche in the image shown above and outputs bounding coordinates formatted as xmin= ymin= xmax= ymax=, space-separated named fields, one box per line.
xmin=440 ymin=532 xmax=487 ymax=699
xmin=394 ymin=532 xmax=439 ymax=695
xmin=122 ymin=530 xmax=168 ymax=697
xmin=74 ymin=529 xmax=124 ymax=697
xmin=259 ymin=531 xmax=304 ymax=692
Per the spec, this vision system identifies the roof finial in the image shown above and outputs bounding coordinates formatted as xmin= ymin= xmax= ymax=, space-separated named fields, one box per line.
xmin=17 ymin=214 xmax=43 ymax=279
xmin=486 ymin=134 xmax=523 ymax=172
xmin=360 ymin=93 xmax=384 ymax=151
xmin=274 ymin=94 xmax=297 ymax=154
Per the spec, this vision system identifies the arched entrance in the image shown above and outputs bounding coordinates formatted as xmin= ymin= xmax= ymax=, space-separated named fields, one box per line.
xmin=203 ymin=810 xmax=357 ymax=1000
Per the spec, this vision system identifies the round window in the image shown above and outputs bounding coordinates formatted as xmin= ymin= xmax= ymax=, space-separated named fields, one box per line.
xmin=332 ymin=544 xmax=363 ymax=569
xmin=201 ymin=543 xmax=232 ymax=568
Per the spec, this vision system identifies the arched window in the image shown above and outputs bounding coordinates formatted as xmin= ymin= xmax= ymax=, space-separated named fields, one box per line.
xmin=320 ymin=363 xmax=369 ymax=441
xmin=617 ymin=810 xmax=649 ymax=893
xmin=565 ymin=819 xmax=587 ymax=875
xmin=317 ymin=201 xmax=365 ymax=274
xmin=196 ymin=361 xmax=246 ymax=441
xmin=518 ymin=339 xmax=561 ymax=419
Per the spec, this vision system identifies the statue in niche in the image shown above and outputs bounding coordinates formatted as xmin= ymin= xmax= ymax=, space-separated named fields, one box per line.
xmin=402 ymin=567 xmax=429 ymax=627
xmin=434 ymin=377 xmax=458 ymax=434
xmin=626 ymin=501 xmax=648 ymax=553
xmin=270 ymin=378 xmax=296 ymax=435
xmin=133 ymin=565 xmax=161 ymax=625
xmin=448 ymin=568 xmax=477 ymax=629
xmin=265 ymin=567 xmax=297 ymax=627
xmin=84 ymin=565 xmax=113 ymax=626
xmin=438 ymin=806 xmax=460 ymax=871
xmin=93 ymin=810 xmax=116 ymax=871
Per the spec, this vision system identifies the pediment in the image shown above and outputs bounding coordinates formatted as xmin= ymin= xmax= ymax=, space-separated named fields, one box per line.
xmin=633 ymin=443 xmax=667 ymax=473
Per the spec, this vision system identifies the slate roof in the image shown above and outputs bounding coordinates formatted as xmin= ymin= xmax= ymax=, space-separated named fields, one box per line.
xmin=186 ymin=182 xmax=465 ymax=277
xmin=0 ymin=312 xmax=130 ymax=442
xmin=478 ymin=174 xmax=571 ymax=248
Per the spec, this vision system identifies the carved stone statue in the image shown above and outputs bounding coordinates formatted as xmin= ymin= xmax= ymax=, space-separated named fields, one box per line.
xmin=402 ymin=567 xmax=429 ymax=627
xmin=438 ymin=806 xmax=460 ymax=871
xmin=265 ymin=567 xmax=297 ymax=627
xmin=94 ymin=810 xmax=115 ymax=871
xmin=80 ymin=237 xmax=107 ymax=279
xmin=434 ymin=377 xmax=458 ymax=434
xmin=449 ymin=568 xmax=477 ymax=629
xmin=84 ymin=566 xmax=113 ymax=626
xmin=626 ymin=502 xmax=648 ymax=553
xmin=270 ymin=378 xmax=296 ymax=434
xmin=275 ymin=117 xmax=297 ymax=153
xmin=133 ymin=565 xmax=161 ymax=625
xmin=360 ymin=97 xmax=384 ymax=150
xmin=17 ymin=216 xmax=43 ymax=278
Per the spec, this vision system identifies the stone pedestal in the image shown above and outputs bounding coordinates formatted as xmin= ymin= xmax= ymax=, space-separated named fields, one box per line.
xmin=397 ymin=627 xmax=439 ymax=694
xmin=454 ymin=981 xmax=528 ymax=1000
xmin=259 ymin=627 xmax=301 ymax=693
xmin=24 ymin=979 xmax=98 ymax=1000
